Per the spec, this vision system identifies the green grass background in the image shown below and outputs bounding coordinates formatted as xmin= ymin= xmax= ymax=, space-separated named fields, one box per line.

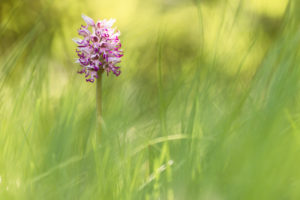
xmin=1 ymin=0 xmax=300 ymax=199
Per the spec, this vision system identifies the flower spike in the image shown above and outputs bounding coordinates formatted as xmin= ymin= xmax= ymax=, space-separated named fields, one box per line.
xmin=74 ymin=14 xmax=123 ymax=82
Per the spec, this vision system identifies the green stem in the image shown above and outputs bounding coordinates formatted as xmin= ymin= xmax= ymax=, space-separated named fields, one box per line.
xmin=96 ymin=71 xmax=103 ymax=143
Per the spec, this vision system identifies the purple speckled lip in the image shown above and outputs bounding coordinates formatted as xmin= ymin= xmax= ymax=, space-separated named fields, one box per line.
xmin=73 ymin=14 xmax=123 ymax=83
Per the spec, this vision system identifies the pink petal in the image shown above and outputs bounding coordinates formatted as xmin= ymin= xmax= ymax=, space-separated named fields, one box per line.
xmin=82 ymin=14 xmax=95 ymax=26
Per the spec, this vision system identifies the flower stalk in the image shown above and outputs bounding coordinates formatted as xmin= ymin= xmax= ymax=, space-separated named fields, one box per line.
xmin=96 ymin=70 xmax=103 ymax=142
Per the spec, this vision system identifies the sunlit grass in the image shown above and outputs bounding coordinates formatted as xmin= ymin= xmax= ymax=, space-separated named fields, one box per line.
xmin=1 ymin=0 xmax=300 ymax=199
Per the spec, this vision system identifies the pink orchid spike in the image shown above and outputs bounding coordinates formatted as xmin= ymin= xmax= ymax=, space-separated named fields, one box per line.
xmin=74 ymin=14 xmax=123 ymax=83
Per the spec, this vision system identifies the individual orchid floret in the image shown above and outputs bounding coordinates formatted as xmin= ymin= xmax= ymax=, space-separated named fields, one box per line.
xmin=73 ymin=14 xmax=123 ymax=83
xmin=82 ymin=14 xmax=95 ymax=27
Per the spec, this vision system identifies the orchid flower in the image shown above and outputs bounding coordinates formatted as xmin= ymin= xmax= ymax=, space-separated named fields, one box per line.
xmin=74 ymin=14 xmax=123 ymax=83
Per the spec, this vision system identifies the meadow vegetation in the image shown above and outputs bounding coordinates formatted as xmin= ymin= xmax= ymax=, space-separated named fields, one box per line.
xmin=1 ymin=0 xmax=300 ymax=199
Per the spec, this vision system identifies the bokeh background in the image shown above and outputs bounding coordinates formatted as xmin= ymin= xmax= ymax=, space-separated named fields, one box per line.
xmin=1 ymin=0 xmax=300 ymax=199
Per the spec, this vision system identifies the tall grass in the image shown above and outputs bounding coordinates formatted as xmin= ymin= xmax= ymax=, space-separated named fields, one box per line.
xmin=1 ymin=0 xmax=300 ymax=199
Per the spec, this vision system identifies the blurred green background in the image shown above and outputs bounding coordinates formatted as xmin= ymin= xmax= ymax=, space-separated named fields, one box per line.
xmin=1 ymin=0 xmax=300 ymax=199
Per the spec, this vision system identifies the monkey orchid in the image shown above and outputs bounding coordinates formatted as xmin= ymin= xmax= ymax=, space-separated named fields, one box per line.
xmin=73 ymin=14 xmax=123 ymax=83
xmin=73 ymin=14 xmax=123 ymax=142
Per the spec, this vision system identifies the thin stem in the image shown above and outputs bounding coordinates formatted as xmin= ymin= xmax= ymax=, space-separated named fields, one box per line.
xmin=96 ymin=71 xmax=103 ymax=143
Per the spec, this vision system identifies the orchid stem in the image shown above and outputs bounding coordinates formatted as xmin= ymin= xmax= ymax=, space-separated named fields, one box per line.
xmin=96 ymin=71 xmax=103 ymax=144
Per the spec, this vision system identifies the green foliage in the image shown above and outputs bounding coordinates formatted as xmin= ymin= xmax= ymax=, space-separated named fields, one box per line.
xmin=1 ymin=0 xmax=299 ymax=199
